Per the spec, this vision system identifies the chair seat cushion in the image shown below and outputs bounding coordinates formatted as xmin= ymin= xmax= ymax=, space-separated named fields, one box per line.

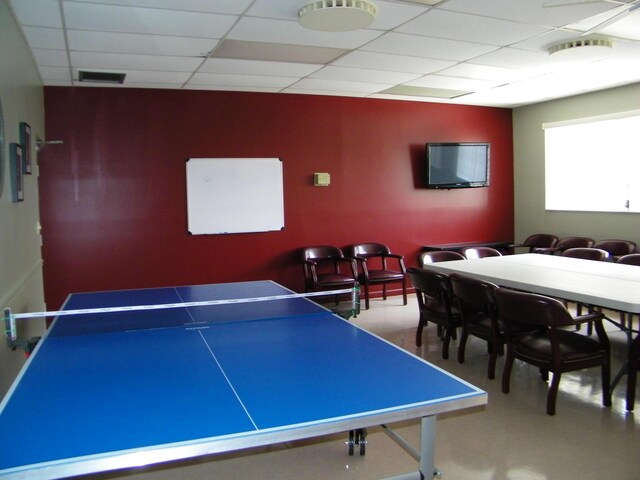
xmin=317 ymin=274 xmax=356 ymax=286
xmin=512 ymin=329 xmax=606 ymax=364
xmin=361 ymin=270 xmax=404 ymax=282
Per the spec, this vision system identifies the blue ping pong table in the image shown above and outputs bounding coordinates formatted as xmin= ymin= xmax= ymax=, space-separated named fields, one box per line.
xmin=0 ymin=281 xmax=486 ymax=479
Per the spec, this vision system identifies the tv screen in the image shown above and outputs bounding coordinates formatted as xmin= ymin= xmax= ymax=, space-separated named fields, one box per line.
xmin=426 ymin=142 xmax=490 ymax=189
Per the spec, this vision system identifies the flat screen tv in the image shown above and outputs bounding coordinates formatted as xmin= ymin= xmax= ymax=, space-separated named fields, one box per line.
xmin=426 ymin=142 xmax=490 ymax=189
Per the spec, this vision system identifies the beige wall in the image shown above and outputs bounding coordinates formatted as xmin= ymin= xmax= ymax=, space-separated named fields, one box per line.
xmin=512 ymin=83 xmax=640 ymax=247
xmin=0 ymin=2 xmax=46 ymax=398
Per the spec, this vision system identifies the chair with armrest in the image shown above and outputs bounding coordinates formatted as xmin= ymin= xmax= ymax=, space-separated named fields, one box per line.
xmin=461 ymin=246 xmax=502 ymax=259
xmin=561 ymin=247 xmax=609 ymax=261
xmin=494 ymin=288 xmax=611 ymax=416
xmin=418 ymin=250 xmax=464 ymax=267
xmin=593 ymin=239 xmax=637 ymax=261
xmin=449 ymin=273 xmax=501 ymax=379
xmin=407 ymin=267 xmax=461 ymax=359
xmin=301 ymin=246 xmax=357 ymax=297
xmin=349 ymin=243 xmax=407 ymax=309
xmin=617 ymin=253 xmax=640 ymax=266
xmin=509 ymin=234 xmax=558 ymax=254
xmin=536 ymin=236 xmax=595 ymax=255
xmin=626 ymin=334 xmax=640 ymax=411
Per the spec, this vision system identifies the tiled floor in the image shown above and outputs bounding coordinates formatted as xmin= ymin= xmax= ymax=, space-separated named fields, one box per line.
xmin=83 ymin=295 xmax=639 ymax=480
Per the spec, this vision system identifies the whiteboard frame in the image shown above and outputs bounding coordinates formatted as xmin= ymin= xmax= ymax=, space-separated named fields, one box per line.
xmin=186 ymin=158 xmax=284 ymax=235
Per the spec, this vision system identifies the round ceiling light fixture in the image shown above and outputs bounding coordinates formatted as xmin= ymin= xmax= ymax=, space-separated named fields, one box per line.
xmin=547 ymin=37 xmax=613 ymax=61
xmin=298 ymin=0 xmax=377 ymax=32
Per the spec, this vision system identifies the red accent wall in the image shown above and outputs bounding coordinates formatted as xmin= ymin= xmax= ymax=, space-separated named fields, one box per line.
xmin=40 ymin=87 xmax=513 ymax=309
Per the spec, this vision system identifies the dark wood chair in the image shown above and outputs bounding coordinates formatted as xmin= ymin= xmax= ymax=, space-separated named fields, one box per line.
xmin=407 ymin=267 xmax=461 ymax=359
xmin=495 ymin=288 xmax=611 ymax=416
xmin=616 ymin=253 xmax=640 ymax=266
xmin=561 ymin=247 xmax=609 ymax=261
xmin=301 ymin=246 xmax=357 ymax=295
xmin=593 ymin=239 xmax=637 ymax=261
xmin=449 ymin=273 xmax=502 ymax=379
xmin=510 ymin=233 xmax=558 ymax=253
xmin=536 ymin=236 xmax=595 ymax=255
xmin=461 ymin=246 xmax=502 ymax=259
xmin=349 ymin=243 xmax=406 ymax=309
xmin=418 ymin=250 xmax=464 ymax=267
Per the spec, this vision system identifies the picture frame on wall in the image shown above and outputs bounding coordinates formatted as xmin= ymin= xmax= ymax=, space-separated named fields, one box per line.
xmin=20 ymin=121 xmax=31 ymax=174
xmin=10 ymin=143 xmax=24 ymax=202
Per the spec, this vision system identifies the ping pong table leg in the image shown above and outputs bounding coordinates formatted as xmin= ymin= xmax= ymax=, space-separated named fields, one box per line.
xmin=419 ymin=416 xmax=440 ymax=479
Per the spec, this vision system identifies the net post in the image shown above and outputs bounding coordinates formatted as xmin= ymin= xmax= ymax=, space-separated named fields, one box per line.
xmin=4 ymin=308 xmax=17 ymax=347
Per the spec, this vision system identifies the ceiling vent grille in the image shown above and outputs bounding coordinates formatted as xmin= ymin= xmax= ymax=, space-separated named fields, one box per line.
xmin=78 ymin=71 xmax=126 ymax=84
xmin=547 ymin=38 xmax=613 ymax=56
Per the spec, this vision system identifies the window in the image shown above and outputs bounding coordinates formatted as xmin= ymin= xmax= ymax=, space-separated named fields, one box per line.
xmin=543 ymin=111 xmax=640 ymax=213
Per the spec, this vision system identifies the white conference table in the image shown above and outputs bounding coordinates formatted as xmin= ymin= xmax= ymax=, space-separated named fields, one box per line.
xmin=423 ymin=253 xmax=640 ymax=315
xmin=423 ymin=253 xmax=640 ymax=389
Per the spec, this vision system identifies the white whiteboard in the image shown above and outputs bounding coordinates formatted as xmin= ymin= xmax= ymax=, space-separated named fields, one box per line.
xmin=186 ymin=158 xmax=284 ymax=235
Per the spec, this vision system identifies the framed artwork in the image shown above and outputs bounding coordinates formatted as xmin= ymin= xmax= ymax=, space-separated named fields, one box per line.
xmin=10 ymin=143 xmax=24 ymax=202
xmin=20 ymin=121 xmax=31 ymax=174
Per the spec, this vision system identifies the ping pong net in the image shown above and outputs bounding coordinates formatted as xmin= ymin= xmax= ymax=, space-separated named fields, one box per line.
xmin=4 ymin=284 xmax=360 ymax=350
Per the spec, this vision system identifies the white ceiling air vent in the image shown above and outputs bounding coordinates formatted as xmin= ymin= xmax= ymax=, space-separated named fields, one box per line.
xmin=547 ymin=37 xmax=613 ymax=61
xmin=298 ymin=0 xmax=377 ymax=32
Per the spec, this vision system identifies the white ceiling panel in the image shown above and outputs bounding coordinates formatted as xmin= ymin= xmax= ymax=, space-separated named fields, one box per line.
xmin=397 ymin=9 xmax=551 ymax=46
xmin=75 ymin=0 xmax=254 ymax=15
xmin=63 ymin=2 xmax=237 ymax=38
xmin=228 ymin=17 xmax=383 ymax=49
xmin=440 ymin=0 xmax=617 ymax=27
xmin=8 ymin=0 xmax=640 ymax=107
xmin=291 ymin=78 xmax=392 ymax=94
xmin=10 ymin=0 xmax=63 ymax=28
xmin=363 ymin=32 xmax=499 ymax=61
xmin=70 ymin=52 xmax=203 ymax=72
xmin=32 ymin=48 xmax=69 ymax=68
xmin=199 ymin=58 xmax=322 ymax=77
xmin=188 ymin=73 xmax=298 ymax=88
xmin=310 ymin=65 xmax=422 ymax=84
xmin=21 ymin=27 xmax=66 ymax=50
xmin=331 ymin=50 xmax=455 ymax=74
xmin=67 ymin=30 xmax=218 ymax=57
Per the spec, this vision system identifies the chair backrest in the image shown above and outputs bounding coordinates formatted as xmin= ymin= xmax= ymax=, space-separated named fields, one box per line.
xmin=418 ymin=250 xmax=464 ymax=267
xmin=555 ymin=236 xmax=595 ymax=251
xmin=350 ymin=242 xmax=391 ymax=258
xmin=407 ymin=267 xmax=448 ymax=299
xmin=523 ymin=233 xmax=558 ymax=249
xmin=617 ymin=253 xmax=640 ymax=266
xmin=494 ymin=288 xmax=573 ymax=329
xmin=461 ymin=246 xmax=502 ymax=259
xmin=449 ymin=273 xmax=498 ymax=315
xmin=593 ymin=239 xmax=637 ymax=257
xmin=561 ymin=247 xmax=609 ymax=261
xmin=302 ymin=245 xmax=345 ymax=262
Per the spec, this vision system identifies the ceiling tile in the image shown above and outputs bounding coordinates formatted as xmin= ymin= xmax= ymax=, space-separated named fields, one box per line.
xmin=406 ymin=74 xmax=501 ymax=91
xmin=227 ymin=17 xmax=383 ymax=49
xmin=331 ymin=50 xmax=455 ymax=74
xmin=21 ymin=26 xmax=66 ymax=50
xmin=32 ymin=48 xmax=69 ymax=67
xmin=67 ymin=30 xmax=218 ymax=57
xmin=310 ymin=65 xmax=423 ymax=84
xmin=199 ymin=58 xmax=322 ymax=77
xmin=188 ymin=73 xmax=297 ymax=88
xmin=73 ymin=0 xmax=253 ymax=15
xmin=10 ymin=0 xmax=63 ymax=28
xmin=363 ymin=32 xmax=499 ymax=61
xmin=290 ymin=78 xmax=392 ymax=94
xmin=440 ymin=0 xmax=617 ymax=27
xmin=211 ymin=39 xmax=348 ymax=64
xmin=70 ymin=52 xmax=203 ymax=72
xmin=62 ymin=2 xmax=237 ymax=38
xmin=397 ymin=9 xmax=551 ymax=46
